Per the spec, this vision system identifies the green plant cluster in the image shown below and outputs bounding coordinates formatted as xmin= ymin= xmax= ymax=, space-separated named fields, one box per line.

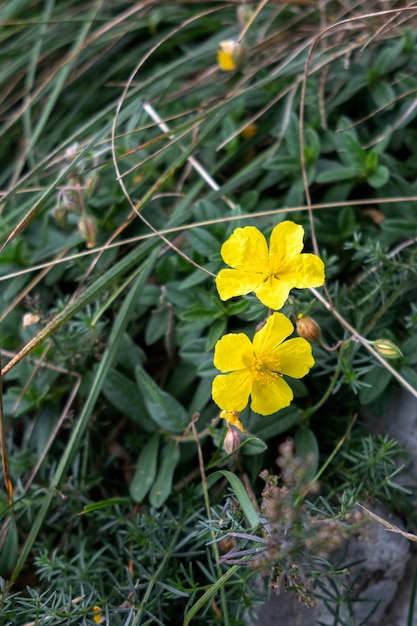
xmin=1 ymin=2 xmax=417 ymax=625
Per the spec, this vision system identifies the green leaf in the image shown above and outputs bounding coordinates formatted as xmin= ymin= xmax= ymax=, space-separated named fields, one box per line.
xmin=359 ymin=367 xmax=392 ymax=405
xmin=130 ymin=433 xmax=160 ymax=503
xmin=263 ymin=155 xmax=300 ymax=172
xmin=205 ymin=318 xmax=227 ymax=351
xmin=149 ymin=439 xmax=180 ymax=507
xmin=316 ymin=166 xmax=363 ymax=183
xmin=249 ymin=406 xmax=301 ymax=440
xmin=181 ymin=305 xmax=218 ymax=323
xmin=135 ymin=365 xmax=189 ymax=433
xmin=401 ymin=335 xmax=417 ymax=366
xmin=10 ymin=248 xmax=160 ymax=584
xmin=367 ymin=165 xmax=389 ymax=188
xmin=0 ymin=513 xmax=18 ymax=572
xmin=294 ymin=427 xmax=319 ymax=481
xmin=180 ymin=267 xmax=212 ymax=289
xmin=102 ymin=369 xmax=155 ymax=431
xmin=338 ymin=206 xmax=358 ymax=238
xmin=240 ymin=437 xmax=268 ymax=456
xmin=193 ymin=199 xmax=222 ymax=222
xmin=304 ymin=128 xmax=321 ymax=163
xmin=206 ymin=470 xmax=260 ymax=528
xmin=187 ymin=227 xmax=220 ymax=257
xmin=184 ymin=565 xmax=239 ymax=626
xmin=82 ymin=498 xmax=132 ymax=513
xmin=370 ymin=81 xmax=396 ymax=110
xmin=382 ymin=218 xmax=417 ymax=239
xmin=145 ymin=308 xmax=170 ymax=345
xmin=399 ymin=366 xmax=417 ymax=391
xmin=365 ymin=150 xmax=379 ymax=173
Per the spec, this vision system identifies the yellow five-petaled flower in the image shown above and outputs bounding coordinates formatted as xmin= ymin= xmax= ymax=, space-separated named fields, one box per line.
xmin=216 ymin=221 xmax=325 ymax=310
xmin=212 ymin=312 xmax=314 ymax=416
xmin=217 ymin=40 xmax=240 ymax=71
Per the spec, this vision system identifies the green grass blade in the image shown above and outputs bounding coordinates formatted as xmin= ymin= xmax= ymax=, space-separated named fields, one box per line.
xmin=10 ymin=246 xmax=160 ymax=583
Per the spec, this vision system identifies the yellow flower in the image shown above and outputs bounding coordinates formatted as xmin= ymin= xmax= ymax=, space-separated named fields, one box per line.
xmin=212 ymin=312 xmax=314 ymax=416
xmin=92 ymin=606 xmax=102 ymax=624
xmin=216 ymin=221 xmax=325 ymax=310
xmin=241 ymin=122 xmax=258 ymax=139
xmin=217 ymin=40 xmax=239 ymax=71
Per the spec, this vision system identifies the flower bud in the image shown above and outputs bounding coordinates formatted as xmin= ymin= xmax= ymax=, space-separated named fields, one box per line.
xmin=52 ymin=205 xmax=68 ymax=227
xmin=223 ymin=425 xmax=241 ymax=455
xmin=22 ymin=313 xmax=40 ymax=329
xmin=237 ymin=5 xmax=254 ymax=27
xmin=78 ymin=214 xmax=97 ymax=248
xmin=372 ymin=339 xmax=403 ymax=360
xmin=217 ymin=40 xmax=245 ymax=71
xmin=220 ymin=410 xmax=248 ymax=434
xmin=85 ymin=174 xmax=99 ymax=198
xmin=296 ymin=315 xmax=321 ymax=342
xmin=241 ymin=123 xmax=257 ymax=139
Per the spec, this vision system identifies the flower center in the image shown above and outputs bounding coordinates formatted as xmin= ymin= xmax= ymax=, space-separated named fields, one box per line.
xmin=251 ymin=358 xmax=279 ymax=386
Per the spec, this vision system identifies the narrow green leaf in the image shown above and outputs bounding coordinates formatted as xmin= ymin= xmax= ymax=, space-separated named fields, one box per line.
xmin=316 ymin=166 xmax=363 ymax=183
xmin=102 ymin=369 xmax=155 ymax=431
xmin=0 ymin=515 xmax=18 ymax=572
xmin=82 ymin=498 xmax=132 ymax=513
xmin=294 ymin=428 xmax=319 ymax=482
xmin=130 ymin=433 xmax=160 ymax=503
xmin=359 ymin=367 xmax=392 ymax=405
xmin=135 ymin=365 xmax=189 ymax=433
xmin=207 ymin=470 xmax=260 ymax=528
xmin=183 ymin=565 xmax=239 ymax=626
xmin=187 ymin=227 xmax=220 ymax=257
xmin=149 ymin=439 xmax=180 ymax=508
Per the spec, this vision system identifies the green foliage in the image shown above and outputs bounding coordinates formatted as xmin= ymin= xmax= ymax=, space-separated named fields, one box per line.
xmin=1 ymin=2 xmax=417 ymax=625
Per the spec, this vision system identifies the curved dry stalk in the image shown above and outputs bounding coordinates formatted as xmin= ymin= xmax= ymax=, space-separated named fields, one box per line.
xmin=110 ymin=6 xmax=228 ymax=279
xmin=2 ymin=195 xmax=417 ymax=284
xmin=299 ymin=3 xmax=417 ymax=297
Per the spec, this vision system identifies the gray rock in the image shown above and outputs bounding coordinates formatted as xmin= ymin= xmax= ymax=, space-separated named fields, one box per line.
xmin=250 ymin=388 xmax=417 ymax=626
xmin=250 ymin=507 xmax=410 ymax=626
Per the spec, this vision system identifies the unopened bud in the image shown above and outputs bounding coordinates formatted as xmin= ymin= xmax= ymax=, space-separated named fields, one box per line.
xmin=237 ymin=5 xmax=254 ymax=27
xmin=223 ymin=425 xmax=241 ymax=455
xmin=372 ymin=339 xmax=403 ymax=360
xmin=22 ymin=313 xmax=40 ymax=329
xmin=220 ymin=410 xmax=248 ymax=434
xmin=78 ymin=215 xmax=97 ymax=248
xmin=296 ymin=315 xmax=321 ymax=342
xmin=85 ymin=174 xmax=99 ymax=198
xmin=217 ymin=40 xmax=246 ymax=71
xmin=52 ymin=205 xmax=68 ymax=227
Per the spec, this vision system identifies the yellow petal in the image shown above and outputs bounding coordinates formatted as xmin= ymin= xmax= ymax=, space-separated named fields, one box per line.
xmin=217 ymin=49 xmax=236 ymax=71
xmin=254 ymin=276 xmax=293 ymax=310
xmin=251 ymin=376 xmax=293 ymax=415
xmin=216 ymin=268 xmax=265 ymax=301
xmin=268 ymin=221 xmax=305 ymax=273
xmin=220 ymin=410 xmax=248 ymax=434
xmin=253 ymin=312 xmax=294 ymax=357
xmin=220 ymin=226 xmax=269 ymax=273
xmin=214 ymin=333 xmax=255 ymax=372
xmin=273 ymin=338 xmax=314 ymax=378
xmin=289 ymin=253 xmax=325 ymax=288
xmin=212 ymin=370 xmax=252 ymax=412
